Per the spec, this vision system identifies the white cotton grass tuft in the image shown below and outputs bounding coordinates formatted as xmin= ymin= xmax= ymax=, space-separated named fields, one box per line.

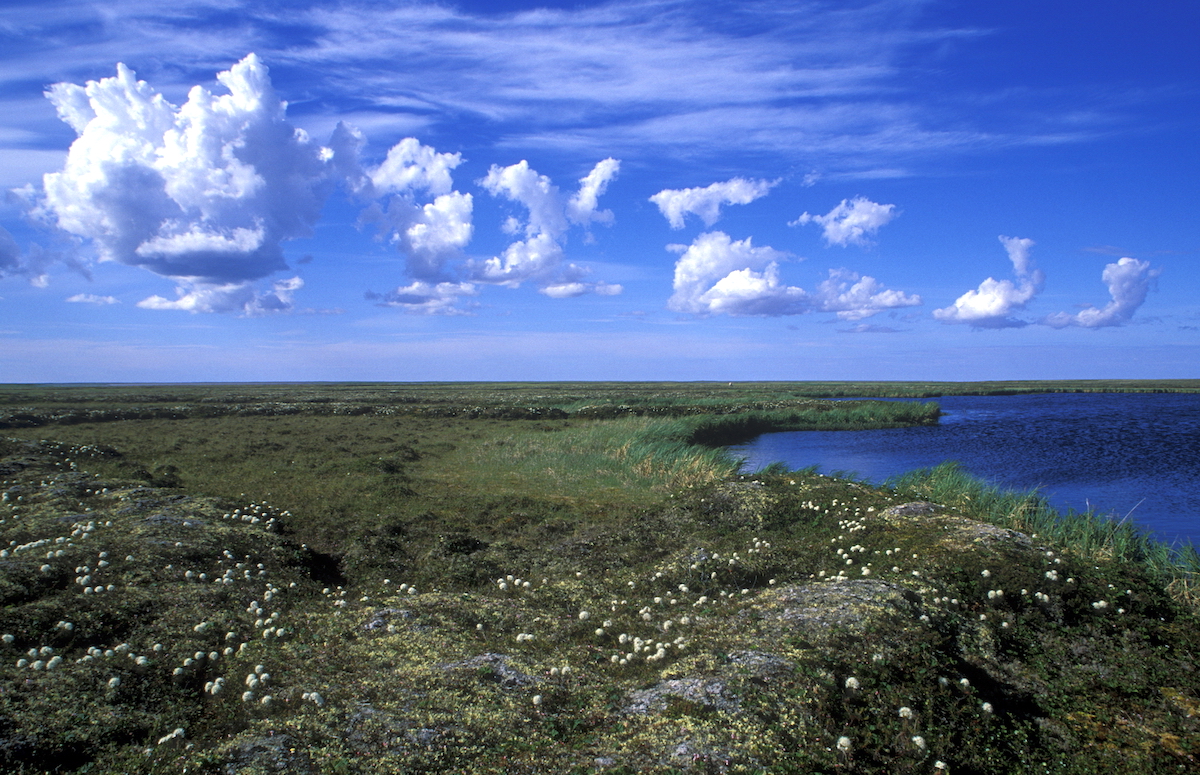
xmin=156 ymin=728 xmax=185 ymax=746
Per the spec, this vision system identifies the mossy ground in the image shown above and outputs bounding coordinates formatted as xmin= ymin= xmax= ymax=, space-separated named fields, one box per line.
xmin=0 ymin=384 xmax=1197 ymax=774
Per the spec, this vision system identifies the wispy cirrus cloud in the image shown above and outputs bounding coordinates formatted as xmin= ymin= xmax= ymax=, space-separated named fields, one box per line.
xmin=0 ymin=0 xmax=1126 ymax=178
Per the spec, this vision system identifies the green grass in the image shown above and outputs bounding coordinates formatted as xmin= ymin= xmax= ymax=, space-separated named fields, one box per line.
xmin=0 ymin=383 xmax=1197 ymax=774
xmin=886 ymin=461 xmax=1200 ymax=581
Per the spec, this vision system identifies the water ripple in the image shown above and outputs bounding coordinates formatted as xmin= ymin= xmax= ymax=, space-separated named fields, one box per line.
xmin=732 ymin=393 xmax=1200 ymax=546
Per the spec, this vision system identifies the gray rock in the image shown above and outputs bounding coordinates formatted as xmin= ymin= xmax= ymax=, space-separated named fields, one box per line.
xmin=880 ymin=501 xmax=941 ymax=517
xmin=441 ymin=652 xmax=534 ymax=688
xmin=222 ymin=733 xmax=315 ymax=775
xmin=623 ymin=676 xmax=739 ymax=716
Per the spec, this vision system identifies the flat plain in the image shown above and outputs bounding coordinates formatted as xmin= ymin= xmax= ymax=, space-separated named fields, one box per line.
xmin=0 ymin=382 xmax=1197 ymax=774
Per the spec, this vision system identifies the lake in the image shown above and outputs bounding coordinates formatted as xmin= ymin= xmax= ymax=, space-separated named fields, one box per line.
xmin=730 ymin=393 xmax=1200 ymax=547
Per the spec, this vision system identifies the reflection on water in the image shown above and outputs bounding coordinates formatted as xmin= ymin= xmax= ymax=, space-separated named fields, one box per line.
xmin=730 ymin=393 xmax=1200 ymax=546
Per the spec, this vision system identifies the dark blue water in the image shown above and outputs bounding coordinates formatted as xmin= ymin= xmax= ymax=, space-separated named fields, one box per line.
xmin=731 ymin=393 xmax=1200 ymax=547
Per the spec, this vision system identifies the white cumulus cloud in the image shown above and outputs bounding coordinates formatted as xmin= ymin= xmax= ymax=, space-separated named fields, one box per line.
xmin=369 ymin=137 xmax=461 ymax=197
xmin=66 ymin=293 xmax=118 ymax=305
xmin=933 ymin=236 xmax=1044 ymax=328
xmin=367 ymin=281 xmax=478 ymax=316
xmin=667 ymin=231 xmax=803 ymax=316
xmin=668 ymin=231 xmax=918 ymax=319
xmin=468 ymin=158 xmax=621 ymax=297
xmin=333 ymin=124 xmax=476 ymax=309
xmin=815 ymin=269 xmax=921 ymax=320
xmin=650 ymin=178 xmax=776 ymax=229
xmin=567 ymin=157 xmax=620 ymax=228
xmin=1043 ymin=257 xmax=1160 ymax=328
xmin=36 ymin=54 xmax=335 ymax=313
xmin=138 ymin=276 xmax=305 ymax=316
xmin=540 ymin=281 xmax=623 ymax=299
xmin=791 ymin=197 xmax=897 ymax=246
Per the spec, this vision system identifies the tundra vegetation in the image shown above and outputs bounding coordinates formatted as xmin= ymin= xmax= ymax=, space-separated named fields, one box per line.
xmin=0 ymin=382 xmax=1196 ymax=774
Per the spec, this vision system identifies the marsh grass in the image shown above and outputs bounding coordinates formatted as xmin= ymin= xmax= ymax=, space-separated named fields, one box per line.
xmin=887 ymin=462 xmax=1200 ymax=582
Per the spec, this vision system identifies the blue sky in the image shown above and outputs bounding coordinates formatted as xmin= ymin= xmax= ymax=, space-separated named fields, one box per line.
xmin=0 ymin=0 xmax=1196 ymax=382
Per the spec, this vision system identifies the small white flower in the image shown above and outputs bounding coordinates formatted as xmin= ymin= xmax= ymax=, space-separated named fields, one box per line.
xmin=981 ymin=701 xmax=994 ymax=714
xmin=532 ymin=694 xmax=543 ymax=706
xmin=844 ymin=676 xmax=860 ymax=690
xmin=912 ymin=735 xmax=926 ymax=750
xmin=898 ymin=706 xmax=913 ymax=719
xmin=836 ymin=736 xmax=852 ymax=752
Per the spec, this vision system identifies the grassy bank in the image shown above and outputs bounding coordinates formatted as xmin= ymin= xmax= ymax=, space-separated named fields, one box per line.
xmin=885 ymin=462 xmax=1200 ymax=582
xmin=0 ymin=384 xmax=1197 ymax=774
